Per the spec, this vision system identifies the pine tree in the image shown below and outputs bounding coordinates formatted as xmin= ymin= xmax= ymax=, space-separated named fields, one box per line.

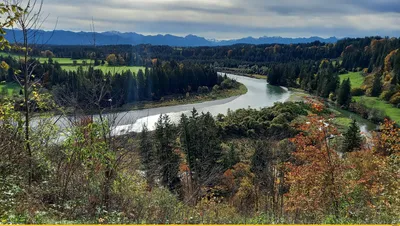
xmin=371 ymin=73 xmax=382 ymax=97
xmin=137 ymin=69 xmax=146 ymax=100
xmin=342 ymin=119 xmax=363 ymax=153
xmin=223 ymin=144 xmax=240 ymax=169
xmin=337 ymin=78 xmax=352 ymax=109
xmin=155 ymin=114 xmax=180 ymax=192
xmin=180 ymin=108 xmax=223 ymax=191
xmin=139 ymin=124 xmax=155 ymax=186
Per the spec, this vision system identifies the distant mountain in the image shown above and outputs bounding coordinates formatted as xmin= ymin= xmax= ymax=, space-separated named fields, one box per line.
xmin=4 ymin=29 xmax=338 ymax=47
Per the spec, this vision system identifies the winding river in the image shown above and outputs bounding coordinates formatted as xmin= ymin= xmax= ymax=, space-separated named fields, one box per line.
xmin=47 ymin=73 xmax=375 ymax=136
xmin=48 ymin=73 xmax=290 ymax=135
xmin=113 ymin=73 xmax=291 ymax=134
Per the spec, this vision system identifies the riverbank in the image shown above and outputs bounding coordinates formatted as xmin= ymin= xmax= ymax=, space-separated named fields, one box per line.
xmin=55 ymin=83 xmax=248 ymax=116
xmin=122 ymin=83 xmax=248 ymax=111
xmin=217 ymin=68 xmax=267 ymax=80
xmin=286 ymin=87 xmax=378 ymax=132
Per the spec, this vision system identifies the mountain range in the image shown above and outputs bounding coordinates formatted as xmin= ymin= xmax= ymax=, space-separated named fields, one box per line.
xmin=4 ymin=29 xmax=338 ymax=47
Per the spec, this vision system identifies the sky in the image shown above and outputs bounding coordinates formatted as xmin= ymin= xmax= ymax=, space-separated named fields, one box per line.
xmin=38 ymin=0 xmax=400 ymax=40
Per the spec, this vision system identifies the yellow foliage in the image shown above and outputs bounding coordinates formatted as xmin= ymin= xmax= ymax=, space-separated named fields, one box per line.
xmin=384 ymin=49 xmax=398 ymax=73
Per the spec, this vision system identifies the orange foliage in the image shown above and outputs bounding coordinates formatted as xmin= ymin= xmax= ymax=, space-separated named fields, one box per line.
xmin=373 ymin=119 xmax=400 ymax=156
xmin=384 ymin=49 xmax=398 ymax=73
xmin=285 ymin=114 xmax=345 ymax=219
xmin=151 ymin=58 xmax=158 ymax=66
xmin=227 ymin=50 xmax=233 ymax=57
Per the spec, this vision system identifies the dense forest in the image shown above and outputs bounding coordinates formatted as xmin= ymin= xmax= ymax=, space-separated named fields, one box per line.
xmin=0 ymin=54 xmax=240 ymax=110
xmin=1 ymin=1 xmax=400 ymax=224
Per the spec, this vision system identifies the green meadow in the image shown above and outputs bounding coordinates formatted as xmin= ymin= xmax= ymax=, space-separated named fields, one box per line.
xmin=353 ymin=96 xmax=400 ymax=123
xmin=61 ymin=65 xmax=146 ymax=74
xmin=339 ymin=71 xmax=364 ymax=88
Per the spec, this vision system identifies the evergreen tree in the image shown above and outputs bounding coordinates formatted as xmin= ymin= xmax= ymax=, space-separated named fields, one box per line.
xmin=342 ymin=119 xmax=363 ymax=153
xmin=251 ymin=141 xmax=274 ymax=198
xmin=337 ymin=78 xmax=352 ymax=109
xmin=180 ymin=108 xmax=223 ymax=188
xmin=137 ymin=69 xmax=146 ymax=100
xmin=154 ymin=114 xmax=180 ymax=192
xmin=371 ymin=73 xmax=382 ymax=97
xmin=139 ymin=124 xmax=155 ymax=186
xmin=222 ymin=144 xmax=240 ymax=169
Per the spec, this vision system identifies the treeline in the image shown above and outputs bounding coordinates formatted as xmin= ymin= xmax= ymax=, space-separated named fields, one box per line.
xmin=0 ymin=55 xmax=235 ymax=109
xmin=48 ymin=62 xmax=222 ymax=108
xmin=6 ymin=36 xmax=399 ymax=68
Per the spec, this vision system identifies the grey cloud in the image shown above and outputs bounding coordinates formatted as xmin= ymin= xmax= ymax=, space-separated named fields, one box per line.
xmin=39 ymin=0 xmax=400 ymax=39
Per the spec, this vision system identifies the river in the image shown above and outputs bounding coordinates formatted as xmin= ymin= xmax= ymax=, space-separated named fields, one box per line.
xmin=113 ymin=73 xmax=291 ymax=134
xmin=45 ymin=73 xmax=375 ymax=136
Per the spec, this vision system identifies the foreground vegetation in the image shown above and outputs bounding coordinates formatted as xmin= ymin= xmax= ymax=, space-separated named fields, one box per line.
xmin=1 ymin=97 xmax=399 ymax=224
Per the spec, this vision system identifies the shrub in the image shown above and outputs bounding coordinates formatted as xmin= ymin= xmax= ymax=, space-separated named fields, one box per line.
xmin=212 ymin=85 xmax=220 ymax=92
xmin=368 ymin=108 xmax=386 ymax=123
xmin=389 ymin=92 xmax=400 ymax=105
xmin=339 ymin=68 xmax=347 ymax=75
xmin=221 ymin=79 xmax=233 ymax=89
xmin=380 ymin=90 xmax=395 ymax=101
xmin=351 ymin=88 xmax=365 ymax=96
xmin=197 ymin=86 xmax=209 ymax=94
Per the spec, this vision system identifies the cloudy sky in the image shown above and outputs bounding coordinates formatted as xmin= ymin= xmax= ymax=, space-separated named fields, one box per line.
xmin=39 ymin=0 xmax=400 ymax=40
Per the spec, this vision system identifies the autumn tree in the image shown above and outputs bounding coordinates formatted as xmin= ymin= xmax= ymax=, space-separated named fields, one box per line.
xmin=106 ymin=54 xmax=117 ymax=66
xmin=373 ymin=119 xmax=400 ymax=156
xmin=0 ymin=3 xmax=23 ymax=50
xmin=7 ymin=0 xmax=48 ymax=187
xmin=286 ymin=114 xmax=345 ymax=222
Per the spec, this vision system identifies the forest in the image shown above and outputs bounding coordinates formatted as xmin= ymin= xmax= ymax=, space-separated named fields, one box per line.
xmin=0 ymin=1 xmax=400 ymax=225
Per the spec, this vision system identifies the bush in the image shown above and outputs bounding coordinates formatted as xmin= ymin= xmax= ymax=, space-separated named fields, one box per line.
xmin=221 ymin=79 xmax=233 ymax=89
xmin=389 ymin=92 xmax=400 ymax=105
xmin=339 ymin=68 xmax=348 ymax=75
xmin=368 ymin=108 xmax=386 ymax=123
xmin=380 ymin=90 xmax=395 ymax=101
xmin=197 ymin=86 xmax=209 ymax=94
xmin=212 ymin=85 xmax=220 ymax=92
xmin=351 ymin=88 xmax=365 ymax=96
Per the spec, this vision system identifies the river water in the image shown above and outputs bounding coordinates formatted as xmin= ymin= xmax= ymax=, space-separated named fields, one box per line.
xmin=112 ymin=73 xmax=291 ymax=134
xmin=45 ymin=73 xmax=375 ymax=136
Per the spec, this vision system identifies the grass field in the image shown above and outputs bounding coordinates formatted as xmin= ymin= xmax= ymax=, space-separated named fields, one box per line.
xmin=39 ymin=57 xmax=91 ymax=65
xmin=353 ymin=96 xmax=400 ymax=123
xmin=340 ymin=72 xmax=364 ymax=88
xmin=0 ymin=52 xmax=91 ymax=65
xmin=0 ymin=82 xmax=20 ymax=97
xmin=61 ymin=65 xmax=146 ymax=74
